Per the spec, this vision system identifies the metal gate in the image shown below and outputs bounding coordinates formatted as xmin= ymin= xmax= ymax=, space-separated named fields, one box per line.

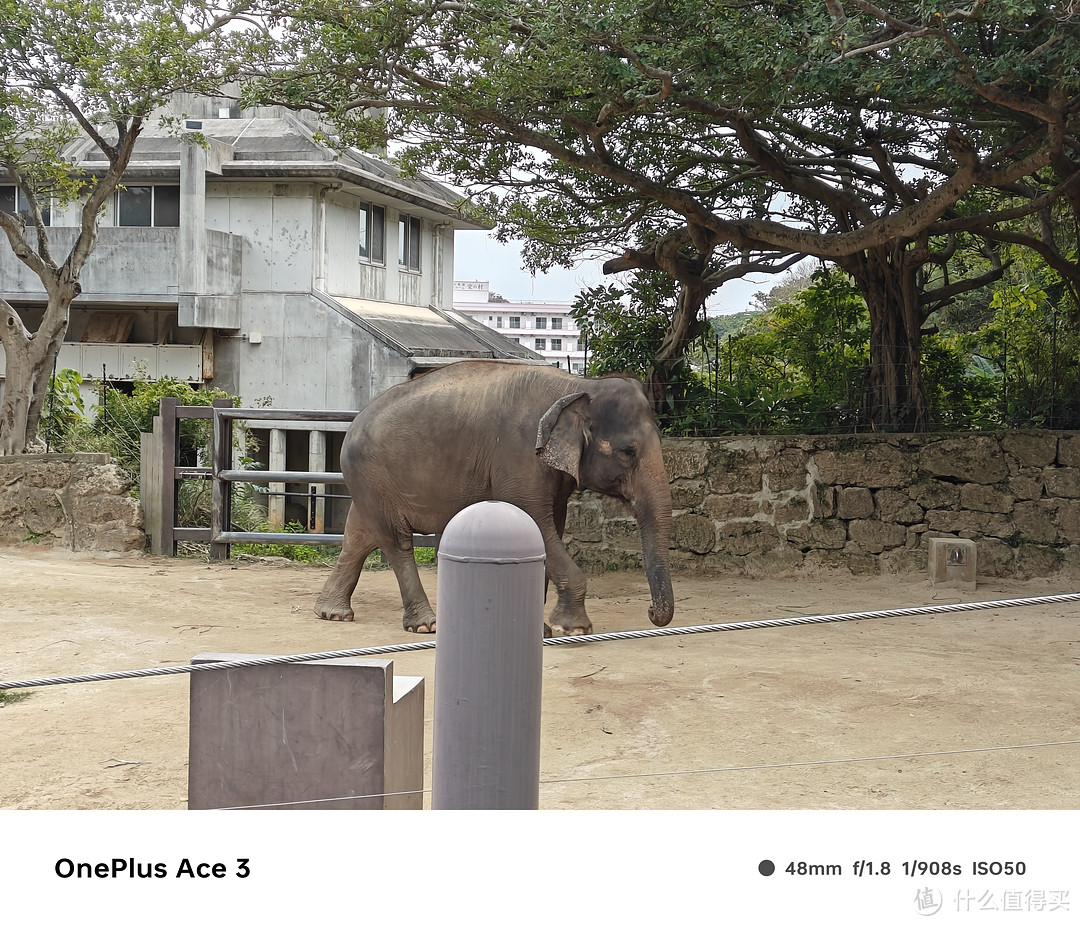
xmin=139 ymin=400 xmax=438 ymax=558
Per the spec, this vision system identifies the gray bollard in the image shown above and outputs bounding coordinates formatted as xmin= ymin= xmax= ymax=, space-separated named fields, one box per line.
xmin=431 ymin=501 xmax=546 ymax=810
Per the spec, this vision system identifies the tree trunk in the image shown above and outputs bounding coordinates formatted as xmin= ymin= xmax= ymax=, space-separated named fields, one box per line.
xmin=0 ymin=295 xmax=73 ymax=454
xmin=645 ymin=277 xmax=707 ymax=416
xmin=843 ymin=244 xmax=929 ymax=431
xmin=0 ymin=301 xmax=35 ymax=454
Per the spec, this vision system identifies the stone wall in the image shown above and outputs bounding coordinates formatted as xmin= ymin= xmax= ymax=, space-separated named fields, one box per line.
xmin=0 ymin=453 xmax=145 ymax=553
xmin=566 ymin=431 xmax=1080 ymax=580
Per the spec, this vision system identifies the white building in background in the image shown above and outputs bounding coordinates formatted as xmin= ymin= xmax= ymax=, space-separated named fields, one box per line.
xmin=452 ymin=280 xmax=586 ymax=374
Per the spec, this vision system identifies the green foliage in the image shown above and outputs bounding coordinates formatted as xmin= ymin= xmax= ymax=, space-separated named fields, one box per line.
xmin=242 ymin=0 xmax=1080 ymax=433
xmin=39 ymin=367 xmax=86 ymax=450
xmin=590 ymin=260 xmax=1080 ymax=434
xmin=98 ymin=378 xmax=237 ymax=482
xmin=0 ymin=1 xmax=254 ymax=453
xmin=43 ymin=373 xmax=240 ymax=497
xmin=232 ymin=521 xmax=341 ymax=565
xmin=0 ymin=689 xmax=31 ymax=706
xmin=571 ymin=281 xmax=670 ymax=380
xmin=959 ymin=259 xmax=1080 ymax=429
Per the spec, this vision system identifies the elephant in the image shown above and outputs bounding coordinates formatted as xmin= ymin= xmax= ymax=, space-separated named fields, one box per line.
xmin=315 ymin=359 xmax=674 ymax=636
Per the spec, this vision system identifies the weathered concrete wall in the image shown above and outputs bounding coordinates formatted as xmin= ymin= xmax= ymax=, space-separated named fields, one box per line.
xmin=0 ymin=454 xmax=145 ymax=553
xmin=566 ymin=431 xmax=1080 ymax=580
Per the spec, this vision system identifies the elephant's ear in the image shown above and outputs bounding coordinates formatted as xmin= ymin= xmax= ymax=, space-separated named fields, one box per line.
xmin=536 ymin=392 xmax=589 ymax=483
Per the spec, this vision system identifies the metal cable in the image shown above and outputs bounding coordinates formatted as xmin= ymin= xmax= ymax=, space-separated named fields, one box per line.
xmin=3 ymin=590 xmax=1079 ymax=691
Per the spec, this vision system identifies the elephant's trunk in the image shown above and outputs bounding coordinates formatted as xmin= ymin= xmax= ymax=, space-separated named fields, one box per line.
xmin=631 ymin=450 xmax=675 ymax=627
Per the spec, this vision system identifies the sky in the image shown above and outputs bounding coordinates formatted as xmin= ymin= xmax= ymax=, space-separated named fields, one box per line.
xmin=452 ymin=228 xmax=776 ymax=316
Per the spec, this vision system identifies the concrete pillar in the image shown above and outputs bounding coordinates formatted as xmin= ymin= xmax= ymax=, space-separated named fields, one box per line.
xmin=188 ymin=655 xmax=425 ymax=810
xmin=268 ymin=428 xmax=286 ymax=528
xmin=308 ymin=429 xmax=326 ymax=533
xmin=432 ymin=501 xmax=546 ymax=809
xmin=928 ymin=537 xmax=977 ymax=592
xmin=179 ymin=134 xmax=207 ymax=306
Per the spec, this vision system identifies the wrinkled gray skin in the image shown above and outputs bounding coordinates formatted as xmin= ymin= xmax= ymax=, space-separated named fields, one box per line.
xmin=315 ymin=359 xmax=674 ymax=636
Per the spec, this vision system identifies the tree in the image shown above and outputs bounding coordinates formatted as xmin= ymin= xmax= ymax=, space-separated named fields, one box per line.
xmin=0 ymin=0 xmax=248 ymax=454
xmin=239 ymin=0 xmax=1079 ymax=429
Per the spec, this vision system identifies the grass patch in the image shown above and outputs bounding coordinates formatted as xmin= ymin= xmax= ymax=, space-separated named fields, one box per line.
xmin=0 ymin=690 xmax=31 ymax=706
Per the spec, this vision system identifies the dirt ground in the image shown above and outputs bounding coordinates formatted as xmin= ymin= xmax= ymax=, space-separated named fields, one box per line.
xmin=1 ymin=544 xmax=1078 ymax=810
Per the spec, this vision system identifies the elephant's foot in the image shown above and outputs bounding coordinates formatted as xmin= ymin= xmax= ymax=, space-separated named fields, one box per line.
xmin=402 ymin=603 xmax=437 ymax=634
xmin=548 ymin=605 xmax=592 ymax=636
xmin=315 ymin=594 xmax=355 ymax=622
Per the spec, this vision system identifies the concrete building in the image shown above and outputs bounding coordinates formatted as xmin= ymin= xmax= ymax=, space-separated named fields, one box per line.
xmin=0 ymin=93 xmax=540 ymax=414
xmin=452 ymin=280 xmax=586 ymax=374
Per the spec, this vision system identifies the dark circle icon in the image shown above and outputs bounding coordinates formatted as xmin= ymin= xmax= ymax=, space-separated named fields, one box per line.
xmin=759 ymin=859 xmax=776 ymax=876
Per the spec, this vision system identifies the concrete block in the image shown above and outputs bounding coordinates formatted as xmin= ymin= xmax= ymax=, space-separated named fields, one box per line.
xmin=928 ymin=537 xmax=977 ymax=592
xmin=188 ymin=654 xmax=424 ymax=810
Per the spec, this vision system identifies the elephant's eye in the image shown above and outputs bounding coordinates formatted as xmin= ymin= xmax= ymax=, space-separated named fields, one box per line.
xmin=618 ymin=444 xmax=637 ymax=459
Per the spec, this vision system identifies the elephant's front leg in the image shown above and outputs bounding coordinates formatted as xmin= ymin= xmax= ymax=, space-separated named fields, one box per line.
xmin=539 ymin=524 xmax=592 ymax=636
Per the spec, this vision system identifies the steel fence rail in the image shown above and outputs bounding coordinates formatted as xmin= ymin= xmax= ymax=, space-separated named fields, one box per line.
xmin=3 ymin=590 xmax=1079 ymax=692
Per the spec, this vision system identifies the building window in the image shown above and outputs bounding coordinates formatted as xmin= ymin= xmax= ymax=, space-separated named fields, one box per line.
xmin=551 ymin=317 xmax=563 ymax=330
xmin=535 ymin=317 xmax=547 ymax=330
xmin=398 ymin=213 xmax=421 ymax=271
xmin=535 ymin=338 xmax=547 ymax=350
xmin=508 ymin=317 xmax=521 ymax=329
xmin=496 ymin=317 xmax=503 ymax=327
xmin=550 ymin=338 xmax=562 ymax=351
xmin=572 ymin=361 xmax=585 ymax=373
xmin=0 ymin=185 xmax=50 ymax=225
xmin=359 ymin=202 xmax=386 ymax=263
xmin=117 ymin=185 xmax=180 ymax=227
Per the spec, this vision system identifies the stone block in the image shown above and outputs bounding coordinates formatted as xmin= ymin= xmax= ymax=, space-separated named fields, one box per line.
xmin=69 ymin=462 xmax=131 ymax=497
xmin=670 ymin=479 xmax=706 ymax=510
xmin=672 ymin=512 xmax=716 ymax=554
xmin=847 ymin=519 xmax=908 ymax=552
xmin=188 ymin=655 xmax=425 ymax=810
xmin=1057 ymin=433 xmax=1080 ymax=467
xmin=1012 ymin=500 xmax=1061 ymax=543
xmin=707 ymin=448 xmax=763 ymax=494
xmin=814 ymin=441 xmax=915 ymax=488
xmin=875 ymin=488 xmax=925 ymax=524
xmin=763 ymin=448 xmax=810 ymax=493
xmin=928 ymin=537 xmax=977 ymax=591
xmin=920 ymin=437 xmax=1008 ymax=485
xmin=702 ymin=493 xmax=761 ymax=521
xmin=960 ymin=483 xmax=1014 ymax=513
xmin=837 ymin=486 xmax=874 ymax=519
xmin=785 ymin=518 xmax=847 ymax=551
xmin=768 ymin=495 xmax=809 ymax=525
xmin=911 ymin=479 xmax=961 ymax=510
xmin=1043 ymin=468 xmax=1080 ymax=499
xmin=603 ymin=518 xmax=643 ymax=551
xmin=23 ymin=463 xmax=71 ymax=490
xmin=565 ymin=498 xmax=603 ymax=542
xmin=716 ymin=520 xmax=779 ymax=556
xmin=0 ymin=461 xmax=25 ymax=486
xmin=662 ymin=442 xmax=710 ymax=479
xmin=1006 ymin=472 xmax=1044 ymax=500
xmin=1002 ymin=432 xmax=1058 ymax=467
xmin=23 ymin=489 xmax=65 ymax=534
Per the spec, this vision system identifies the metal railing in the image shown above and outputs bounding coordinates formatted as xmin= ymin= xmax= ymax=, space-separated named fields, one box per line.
xmin=209 ymin=406 xmax=357 ymax=559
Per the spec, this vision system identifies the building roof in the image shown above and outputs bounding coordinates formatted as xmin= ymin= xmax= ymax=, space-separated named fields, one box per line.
xmin=73 ymin=97 xmax=489 ymax=230
xmin=320 ymin=295 xmax=546 ymax=368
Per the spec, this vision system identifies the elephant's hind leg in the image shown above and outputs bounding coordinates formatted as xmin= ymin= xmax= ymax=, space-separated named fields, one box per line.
xmin=382 ymin=531 xmax=437 ymax=633
xmin=315 ymin=505 xmax=377 ymax=621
